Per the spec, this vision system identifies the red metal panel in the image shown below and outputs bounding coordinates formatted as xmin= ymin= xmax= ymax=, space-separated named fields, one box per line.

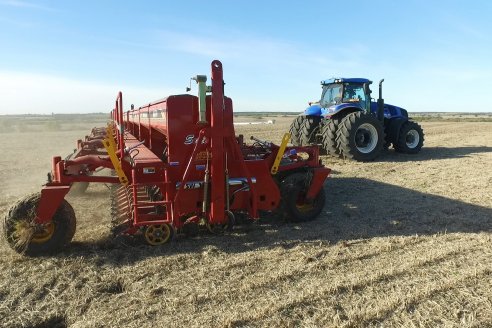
xmin=35 ymin=185 xmax=71 ymax=224
xmin=28 ymin=60 xmax=331 ymax=239
xmin=209 ymin=60 xmax=226 ymax=224
xmin=306 ymin=167 xmax=331 ymax=200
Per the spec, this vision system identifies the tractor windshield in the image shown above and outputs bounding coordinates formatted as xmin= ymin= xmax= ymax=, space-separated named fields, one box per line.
xmin=342 ymin=83 xmax=368 ymax=110
xmin=320 ymin=84 xmax=343 ymax=107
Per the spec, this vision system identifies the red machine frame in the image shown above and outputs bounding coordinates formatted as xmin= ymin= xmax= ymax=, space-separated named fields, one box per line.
xmin=33 ymin=60 xmax=330 ymax=236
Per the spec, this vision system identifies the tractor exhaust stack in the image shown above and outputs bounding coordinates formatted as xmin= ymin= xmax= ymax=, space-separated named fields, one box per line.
xmin=377 ymin=79 xmax=385 ymax=122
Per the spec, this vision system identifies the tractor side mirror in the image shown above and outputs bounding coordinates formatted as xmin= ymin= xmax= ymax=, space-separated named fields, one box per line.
xmin=363 ymin=83 xmax=371 ymax=96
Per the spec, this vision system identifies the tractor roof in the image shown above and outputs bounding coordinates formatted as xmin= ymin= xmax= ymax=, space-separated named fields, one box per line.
xmin=321 ymin=78 xmax=372 ymax=85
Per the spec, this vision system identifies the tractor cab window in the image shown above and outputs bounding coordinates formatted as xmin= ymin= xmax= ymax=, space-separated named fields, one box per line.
xmin=343 ymin=83 xmax=367 ymax=108
xmin=320 ymin=84 xmax=343 ymax=107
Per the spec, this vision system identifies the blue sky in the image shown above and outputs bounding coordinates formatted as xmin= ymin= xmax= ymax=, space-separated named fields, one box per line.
xmin=1 ymin=0 xmax=491 ymax=114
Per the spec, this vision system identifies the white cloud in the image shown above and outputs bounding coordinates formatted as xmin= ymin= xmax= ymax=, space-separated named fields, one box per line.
xmin=0 ymin=71 xmax=181 ymax=114
xmin=154 ymin=30 xmax=367 ymax=73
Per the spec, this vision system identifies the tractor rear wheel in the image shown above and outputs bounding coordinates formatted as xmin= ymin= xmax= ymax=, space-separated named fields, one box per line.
xmin=321 ymin=117 xmax=342 ymax=156
xmin=279 ymin=173 xmax=326 ymax=222
xmin=394 ymin=121 xmax=424 ymax=154
xmin=289 ymin=116 xmax=305 ymax=146
xmin=337 ymin=112 xmax=384 ymax=161
xmin=299 ymin=116 xmax=321 ymax=146
xmin=3 ymin=193 xmax=76 ymax=256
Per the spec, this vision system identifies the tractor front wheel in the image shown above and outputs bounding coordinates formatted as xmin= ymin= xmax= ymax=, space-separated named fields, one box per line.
xmin=321 ymin=117 xmax=342 ymax=156
xmin=299 ymin=116 xmax=321 ymax=146
xmin=3 ymin=193 xmax=76 ymax=256
xmin=337 ymin=112 xmax=384 ymax=161
xmin=289 ymin=116 xmax=305 ymax=146
xmin=279 ymin=173 xmax=326 ymax=222
xmin=395 ymin=121 xmax=424 ymax=154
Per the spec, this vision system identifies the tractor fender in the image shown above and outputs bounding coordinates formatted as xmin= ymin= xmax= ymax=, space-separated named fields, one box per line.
xmin=304 ymin=104 xmax=322 ymax=116
xmin=385 ymin=117 xmax=407 ymax=144
xmin=325 ymin=104 xmax=362 ymax=119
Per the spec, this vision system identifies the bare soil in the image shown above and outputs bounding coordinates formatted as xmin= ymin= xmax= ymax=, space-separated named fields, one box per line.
xmin=0 ymin=115 xmax=491 ymax=327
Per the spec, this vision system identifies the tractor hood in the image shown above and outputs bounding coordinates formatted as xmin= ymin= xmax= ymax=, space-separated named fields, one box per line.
xmin=304 ymin=104 xmax=322 ymax=116
xmin=303 ymin=103 xmax=364 ymax=117
xmin=370 ymin=101 xmax=408 ymax=119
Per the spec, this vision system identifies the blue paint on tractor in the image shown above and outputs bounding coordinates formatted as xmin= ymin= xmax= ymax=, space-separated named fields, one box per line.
xmin=321 ymin=78 xmax=371 ymax=85
xmin=305 ymin=77 xmax=409 ymax=122
xmin=304 ymin=104 xmax=322 ymax=116
xmin=370 ymin=102 xmax=408 ymax=120
xmin=290 ymin=76 xmax=424 ymax=158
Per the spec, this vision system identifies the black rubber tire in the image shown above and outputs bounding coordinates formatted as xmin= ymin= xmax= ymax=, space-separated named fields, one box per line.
xmin=3 ymin=193 xmax=76 ymax=256
xmin=289 ymin=116 xmax=305 ymax=146
xmin=182 ymin=221 xmax=199 ymax=237
xmin=206 ymin=211 xmax=235 ymax=234
xmin=394 ymin=121 xmax=424 ymax=154
xmin=279 ymin=172 xmax=326 ymax=222
xmin=382 ymin=123 xmax=391 ymax=150
xmin=321 ymin=117 xmax=342 ymax=156
xmin=337 ymin=112 xmax=385 ymax=161
xmin=299 ymin=116 xmax=321 ymax=146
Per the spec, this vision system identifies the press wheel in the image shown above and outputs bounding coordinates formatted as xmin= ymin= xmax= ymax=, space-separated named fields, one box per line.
xmin=143 ymin=223 xmax=174 ymax=245
xmin=206 ymin=211 xmax=235 ymax=234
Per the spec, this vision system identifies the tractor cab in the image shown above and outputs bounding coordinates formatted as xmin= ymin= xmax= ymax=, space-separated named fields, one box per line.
xmin=319 ymin=78 xmax=372 ymax=115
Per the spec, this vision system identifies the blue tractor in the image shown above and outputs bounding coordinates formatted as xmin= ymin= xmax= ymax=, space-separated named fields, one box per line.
xmin=289 ymin=78 xmax=424 ymax=161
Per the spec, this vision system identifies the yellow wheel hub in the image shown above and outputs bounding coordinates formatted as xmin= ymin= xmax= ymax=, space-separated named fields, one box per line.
xmin=32 ymin=222 xmax=55 ymax=243
xmin=296 ymin=201 xmax=313 ymax=213
xmin=144 ymin=224 xmax=172 ymax=245
xmin=13 ymin=221 xmax=55 ymax=244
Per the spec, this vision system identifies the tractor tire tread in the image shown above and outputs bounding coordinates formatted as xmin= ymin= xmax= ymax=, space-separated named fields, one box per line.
xmin=289 ymin=116 xmax=305 ymax=146
xmin=299 ymin=116 xmax=321 ymax=146
xmin=321 ymin=117 xmax=342 ymax=156
xmin=394 ymin=121 xmax=425 ymax=154
xmin=336 ymin=111 xmax=385 ymax=161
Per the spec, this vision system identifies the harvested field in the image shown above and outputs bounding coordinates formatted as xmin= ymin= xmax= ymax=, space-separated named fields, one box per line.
xmin=1 ymin=115 xmax=491 ymax=327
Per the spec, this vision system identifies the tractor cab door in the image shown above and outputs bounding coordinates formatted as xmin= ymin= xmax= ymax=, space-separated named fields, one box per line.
xmin=342 ymin=83 xmax=369 ymax=112
xmin=320 ymin=84 xmax=343 ymax=107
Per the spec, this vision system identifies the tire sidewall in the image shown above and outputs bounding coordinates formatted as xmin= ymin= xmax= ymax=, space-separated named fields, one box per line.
xmin=397 ymin=121 xmax=424 ymax=154
xmin=322 ymin=115 xmax=345 ymax=156
xmin=300 ymin=115 xmax=321 ymax=145
xmin=289 ymin=116 xmax=306 ymax=146
xmin=4 ymin=195 xmax=76 ymax=256
xmin=340 ymin=112 xmax=384 ymax=161
xmin=280 ymin=173 xmax=326 ymax=222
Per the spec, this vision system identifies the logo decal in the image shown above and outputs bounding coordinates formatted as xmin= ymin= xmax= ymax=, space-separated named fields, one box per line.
xmin=184 ymin=135 xmax=209 ymax=145
xmin=184 ymin=134 xmax=195 ymax=145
